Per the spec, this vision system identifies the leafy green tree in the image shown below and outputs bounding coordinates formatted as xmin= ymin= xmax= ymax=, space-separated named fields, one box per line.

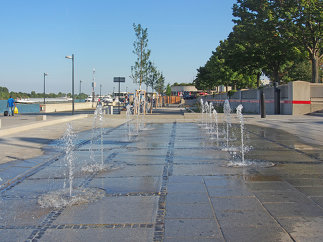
xmin=145 ymin=61 xmax=158 ymax=93
xmin=281 ymin=59 xmax=312 ymax=82
xmin=75 ymin=93 xmax=88 ymax=100
xmin=277 ymin=0 xmax=322 ymax=83
xmin=155 ymin=72 xmax=165 ymax=94
xmin=194 ymin=66 xmax=212 ymax=91
xmin=0 ymin=86 xmax=9 ymax=99
xmin=130 ymin=23 xmax=151 ymax=90
xmin=222 ymin=25 xmax=264 ymax=87
xmin=232 ymin=0 xmax=303 ymax=84
xmin=165 ymin=83 xmax=171 ymax=96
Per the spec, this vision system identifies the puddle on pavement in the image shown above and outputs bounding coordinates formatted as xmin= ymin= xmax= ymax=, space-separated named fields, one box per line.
xmin=242 ymin=175 xmax=282 ymax=181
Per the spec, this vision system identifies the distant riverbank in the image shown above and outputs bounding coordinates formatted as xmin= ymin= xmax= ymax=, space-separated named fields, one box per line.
xmin=0 ymin=100 xmax=40 ymax=113
xmin=0 ymin=99 xmax=86 ymax=114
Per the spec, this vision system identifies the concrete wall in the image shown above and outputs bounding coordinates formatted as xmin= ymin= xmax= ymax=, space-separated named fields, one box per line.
xmin=199 ymin=81 xmax=323 ymax=115
xmin=40 ymin=102 xmax=96 ymax=113
xmin=310 ymin=84 xmax=323 ymax=112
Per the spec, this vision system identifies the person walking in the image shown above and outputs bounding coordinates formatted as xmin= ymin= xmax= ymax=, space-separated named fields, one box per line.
xmin=7 ymin=96 xmax=16 ymax=116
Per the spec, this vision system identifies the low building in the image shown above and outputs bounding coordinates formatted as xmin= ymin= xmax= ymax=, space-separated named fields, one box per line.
xmin=171 ymin=85 xmax=198 ymax=96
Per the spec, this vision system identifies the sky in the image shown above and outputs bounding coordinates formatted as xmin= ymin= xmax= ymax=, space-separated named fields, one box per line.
xmin=0 ymin=0 xmax=236 ymax=95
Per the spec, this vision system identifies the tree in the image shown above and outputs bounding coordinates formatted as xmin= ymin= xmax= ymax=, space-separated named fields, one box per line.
xmin=145 ymin=61 xmax=158 ymax=92
xmin=222 ymin=25 xmax=265 ymax=87
xmin=155 ymin=72 xmax=165 ymax=94
xmin=165 ymin=83 xmax=171 ymax=96
xmin=277 ymin=0 xmax=322 ymax=83
xmin=0 ymin=86 xmax=9 ymax=99
xmin=194 ymin=66 xmax=212 ymax=91
xmin=130 ymin=23 xmax=151 ymax=90
xmin=232 ymin=0 xmax=304 ymax=84
xmin=281 ymin=58 xmax=312 ymax=82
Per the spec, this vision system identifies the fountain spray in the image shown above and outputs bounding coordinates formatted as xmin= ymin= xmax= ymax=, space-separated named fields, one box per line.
xmin=236 ymin=104 xmax=245 ymax=164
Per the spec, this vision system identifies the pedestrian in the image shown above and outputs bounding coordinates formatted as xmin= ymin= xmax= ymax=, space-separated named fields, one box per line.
xmin=7 ymin=96 xmax=16 ymax=116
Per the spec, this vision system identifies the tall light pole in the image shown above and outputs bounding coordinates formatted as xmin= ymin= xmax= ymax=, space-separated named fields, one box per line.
xmin=91 ymin=68 xmax=96 ymax=107
xmin=43 ymin=73 xmax=48 ymax=104
xmin=79 ymin=80 xmax=82 ymax=94
xmin=92 ymin=68 xmax=95 ymax=101
xmin=65 ymin=54 xmax=75 ymax=115
xmin=100 ymin=84 xmax=102 ymax=97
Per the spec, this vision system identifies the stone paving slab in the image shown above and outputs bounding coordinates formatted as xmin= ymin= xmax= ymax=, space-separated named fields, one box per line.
xmin=173 ymin=164 xmax=243 ymax=177
xmin=165 ymin=203 xmax=214 ymax=219
xmin=166 ymin=192 xmax=210 ymax=205
xmin=165 ymin=219 xmax=222 ymax=239
xmin=0 ymin=229 xmax=34 ymax=242
xmin=88 ymin=177 xmax=161 ymax=194
xmin=263 ymin=200 xmax=323 ymax=217
xmin=55 ymin=196 xmax=158 ymax=224
xmin=277 ymin=216 xmax=323 ymax=241
xmin=40 ymin=228 xmax=155 ymax=242
xmin=220 ymin=225 xmax=293 ymax=242
xmin=211 ymin=197 xmax=264 ymax=211
xmin=253 ymin=190 xmax=310 ymax=203
xmin=164 ymin=237 xmax=224 ymax=242
xmin=0 ymin=198 xmax=51 ymax=226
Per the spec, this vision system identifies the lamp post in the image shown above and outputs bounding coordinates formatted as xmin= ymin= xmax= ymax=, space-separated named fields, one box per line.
xmin=43 ymin=73 xmax=48 ymax=104
xmin=79 ymin=80 xmax=82 ymax=94
xmin=65 ymin=54 xmax=75 ymax=115
xmin=100 ymin=84 xmax=102 ymax=97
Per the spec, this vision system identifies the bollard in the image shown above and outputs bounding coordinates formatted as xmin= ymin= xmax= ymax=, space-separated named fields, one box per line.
xmin=260 ymin=91 xmax=266 ymax=118
xmin=36 ymin=115 xmax=47 ymax=121
xmin=275 ymin=88 xmax=280 ymax=114
xmin=274 ymin=82 xmax=280 ymax=114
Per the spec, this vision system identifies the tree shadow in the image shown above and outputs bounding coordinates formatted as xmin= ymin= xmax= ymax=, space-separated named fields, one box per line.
xmin=18 ymin=137 xmax=53 ymax=144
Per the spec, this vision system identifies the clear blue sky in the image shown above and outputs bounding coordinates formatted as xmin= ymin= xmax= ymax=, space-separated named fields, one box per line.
xmin=0 ymin=0 xmax=236 ymax=95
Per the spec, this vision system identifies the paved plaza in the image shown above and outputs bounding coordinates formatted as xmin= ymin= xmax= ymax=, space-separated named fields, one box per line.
xmin=0 ymin=111 xmax=323 ymax=241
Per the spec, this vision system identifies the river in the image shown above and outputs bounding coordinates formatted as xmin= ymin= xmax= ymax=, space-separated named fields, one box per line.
xmin=0 ymin=99 xmax=85 ymax=114
xmin=0 ymin=100 xmax=40 ymax=114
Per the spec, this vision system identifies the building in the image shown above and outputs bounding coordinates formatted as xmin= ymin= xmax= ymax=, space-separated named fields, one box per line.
xmin=171 ymin=85 xmax=198 ymax=96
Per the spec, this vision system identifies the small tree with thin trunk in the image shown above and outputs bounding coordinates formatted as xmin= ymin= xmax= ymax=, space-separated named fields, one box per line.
xmin=130 ymin=23 xmax=151 ymax=90
xmin=155 ymin=72 xmax=165 ymax=95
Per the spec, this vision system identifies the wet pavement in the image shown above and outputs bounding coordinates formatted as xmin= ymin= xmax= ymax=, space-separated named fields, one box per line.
xmin=0 ymin=118 xmax=323 ymax=241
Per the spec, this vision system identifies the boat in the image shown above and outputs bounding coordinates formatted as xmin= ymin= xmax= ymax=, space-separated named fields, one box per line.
xmin=16 ymin=97 xmax=72 ymax=104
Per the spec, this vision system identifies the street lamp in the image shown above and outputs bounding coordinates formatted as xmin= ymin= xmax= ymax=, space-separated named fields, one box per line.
xmin=43 ymin=73 xmax=48 ymax=104
xmin=92 ymin=68 xmax=96 ymax=103
xmin=80 ymin=80 xmax=83 ymax=94
xmin=65 ymin=54 xmax=74 ymax=115
xmin=100 ymin=84 xmax=102 ymax=97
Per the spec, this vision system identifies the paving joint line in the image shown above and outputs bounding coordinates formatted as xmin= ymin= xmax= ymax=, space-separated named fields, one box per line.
xmin=153 ymin=122 xmax=176 ymax=242
xmin=202 ymin=177 xmax=226 ymax=241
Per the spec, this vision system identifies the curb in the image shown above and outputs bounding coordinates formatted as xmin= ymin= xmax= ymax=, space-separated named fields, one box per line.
xmin=0 ymin=114 xmax=88 ymax=136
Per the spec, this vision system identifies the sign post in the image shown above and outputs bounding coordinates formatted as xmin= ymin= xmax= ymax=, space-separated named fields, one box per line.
xmin=113 ymin=77 xmax=125 ymax=114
